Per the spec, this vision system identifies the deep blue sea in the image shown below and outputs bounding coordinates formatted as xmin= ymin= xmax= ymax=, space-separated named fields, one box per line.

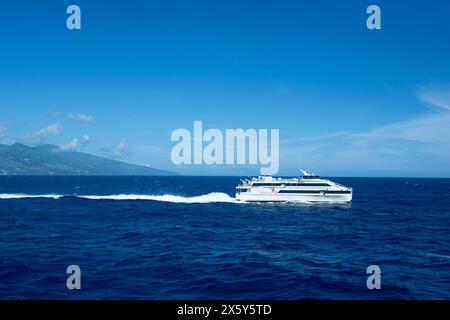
xmin=0 ymin=176 xmax=449 ymax=299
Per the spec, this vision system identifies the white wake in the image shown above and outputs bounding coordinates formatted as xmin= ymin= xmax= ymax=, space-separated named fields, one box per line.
xmin=0 ymin=194 xmax=63 ymax=199
xmin=78 ymin=192 xmax=236 ymax=203
xmin=0 ymin=192 xmax=237 ymax=203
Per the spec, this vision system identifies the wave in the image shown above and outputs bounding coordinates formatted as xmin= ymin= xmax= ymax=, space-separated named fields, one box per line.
xmin=0 ymin=192 xmax=237 ymax=203
xmin=79 ymin=192 xmax=237 ymax=203
xmin=0 ymin=193 xmax=63 ymax=199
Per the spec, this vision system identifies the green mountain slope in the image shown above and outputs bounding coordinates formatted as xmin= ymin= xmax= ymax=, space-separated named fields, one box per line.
xmin=0 ymin=143 xmax=175 ymax=176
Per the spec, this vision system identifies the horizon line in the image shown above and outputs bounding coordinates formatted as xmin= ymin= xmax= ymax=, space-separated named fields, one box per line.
xmin=0 ymin=174 xmax=449 ymax=179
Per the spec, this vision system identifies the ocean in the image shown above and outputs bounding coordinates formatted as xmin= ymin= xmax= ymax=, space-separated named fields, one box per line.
xmin=0 ymin=176 xmax=449 ymax=299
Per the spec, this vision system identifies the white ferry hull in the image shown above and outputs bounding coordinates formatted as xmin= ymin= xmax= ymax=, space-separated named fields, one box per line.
xmin=236 ymin=192 xmax=352 ymax=203
xmin=235 ymin=172 xmax=353 ymax=204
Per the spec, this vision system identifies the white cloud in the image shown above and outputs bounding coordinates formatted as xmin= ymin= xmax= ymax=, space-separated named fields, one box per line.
xmin=282 ymin=131 xmax=348 ymax=144
xmin=417 ymin=84 xmax=450 ymax=111
xmin=351 ymin=113 xmax=450 ymax=145
xmin=20 ymin=124 xmax=63 ymax=145
xmin=281 ymin=83 xmax=450 ymax=175
xmin=112 ymin=138 xmax=128 ymax=158
xmin=60 ymin=134 xmax=91 ymax=151
xmin=352 ymin=84 xmax=450 ymax=146
xmin=102 ymin=138 xmax=128 ymax=159
xmin=68 ymin=113 xmax=94 ymax=123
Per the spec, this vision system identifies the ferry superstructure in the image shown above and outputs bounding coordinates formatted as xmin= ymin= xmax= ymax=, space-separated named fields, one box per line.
xmin=235 ymin=170 xmax=352 ymax=203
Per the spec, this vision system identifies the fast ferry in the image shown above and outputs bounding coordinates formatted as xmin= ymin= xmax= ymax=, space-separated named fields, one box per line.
xmin=235 ymin=170 xmax=352 ymax=203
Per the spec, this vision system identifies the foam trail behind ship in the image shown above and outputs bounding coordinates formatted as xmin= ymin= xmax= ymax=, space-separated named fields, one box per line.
xmin=0 ymin=194 xmax=63 ymax=199
xmin=0 ymin=192 xmax=237 ymax=203
xmin=79 ymin=192 xmax=237 ymax=203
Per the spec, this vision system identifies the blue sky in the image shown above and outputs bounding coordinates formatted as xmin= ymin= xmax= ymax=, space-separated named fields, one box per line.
xmin=0 ymin=0 xmax=450 ymax=177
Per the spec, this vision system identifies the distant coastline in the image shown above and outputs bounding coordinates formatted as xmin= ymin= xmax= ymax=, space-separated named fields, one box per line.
xmin=0 ymin=143 xmax=176 ymax=176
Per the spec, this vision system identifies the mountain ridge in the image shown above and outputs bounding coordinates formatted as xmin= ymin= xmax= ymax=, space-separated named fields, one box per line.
xmin=0 ymin=143 xmax=176 ymax=176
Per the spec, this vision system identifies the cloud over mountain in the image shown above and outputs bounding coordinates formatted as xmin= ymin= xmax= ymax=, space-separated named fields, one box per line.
xmin=60 ymin=134 xmax=91 ymax=151
xmin=20 ymin=124 xmax=63 ymax=145
xmin=68 ymin=113 xmax=94 ymax=123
